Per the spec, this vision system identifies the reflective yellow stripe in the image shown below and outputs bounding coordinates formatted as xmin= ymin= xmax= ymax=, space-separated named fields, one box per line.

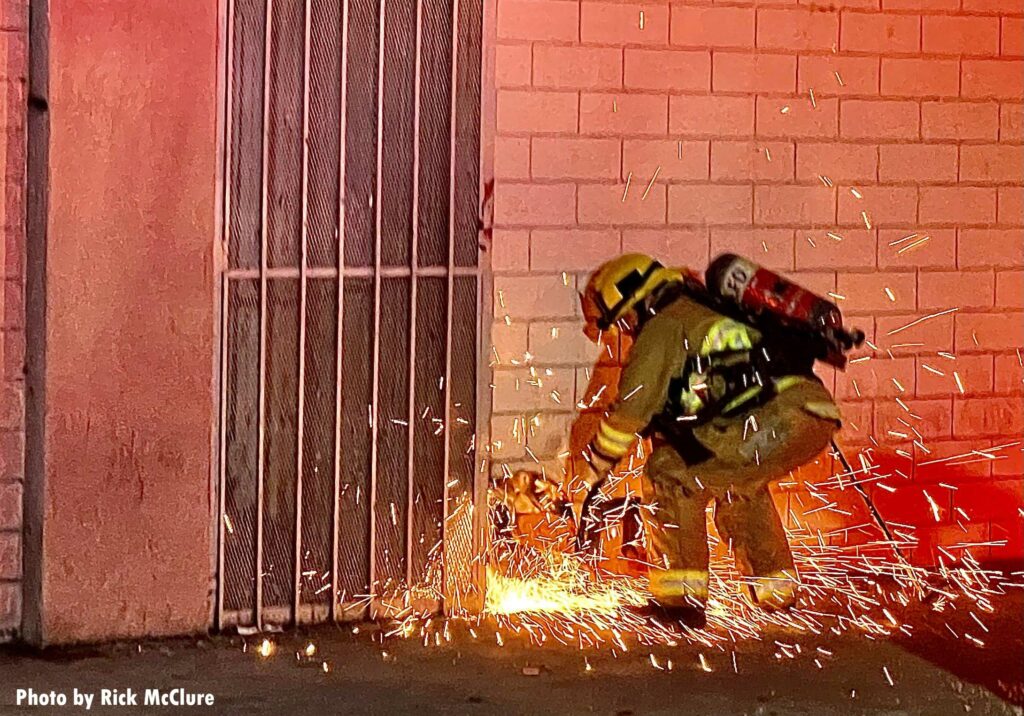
xmin=599 ymin=420 xmax=634 ymax=447
xmin=722 ymin=385 xmax=762 ymax=414
xmin=773 ymin=375 xmax=804 ymax=394
xmin=594 ymin=431 xmax=630 ymax=460
xmin=650 ymin=569 xmax=709 ymax=601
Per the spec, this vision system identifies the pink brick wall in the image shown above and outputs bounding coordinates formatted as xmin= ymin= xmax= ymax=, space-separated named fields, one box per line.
xmin=0 ymin=0 xmax=25 ymax=637
xmin=488 ymin=0 xmax=1024 ymax=566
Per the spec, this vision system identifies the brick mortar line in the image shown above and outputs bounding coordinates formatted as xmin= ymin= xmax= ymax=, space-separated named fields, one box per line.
xmin=501 ymin=134 xmax=1024 ymax=146
xmin=502 ymin=41 xmax=1024 ymax=58
xmin=566 ymin=1 xmax=1024 ymax=19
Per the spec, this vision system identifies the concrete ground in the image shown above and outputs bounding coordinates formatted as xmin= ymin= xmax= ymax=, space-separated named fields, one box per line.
xmin=0 ymin=594 xmax=1022 ymax=716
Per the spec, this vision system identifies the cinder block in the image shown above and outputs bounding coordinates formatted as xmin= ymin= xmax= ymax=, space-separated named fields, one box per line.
xmin=578 ymin=183 xmax=667 ymax=226
xmin=877 ymin=228 xmax=955 ymax=270
xmin=0 ymin=383 xmax=21 ymax=430
xmin=841 ymin=12 xmax=920 ymax=54
xmin=531 ymin=229 xmax=621 ymax=272
xmin=489 ymin=229 xmax=530 ymax=272
xmin=998 ymin=187 xmax=1023 ymax=226
xmin=0 ymin=531 xmax=19 ymax=579
xmin=0 ymin=482 xmax=19 ymax=530
xmin=879 ymin=144 xmax=957 ymax=183
xmin=917 ymin=270 xmax=994 ymax=310
xmin=712 ymin=228 xmax=795 ymax=271
xmin=0 ymin=430 xmax=22 ymax=481
xmin=580 ymin=93 xmax=668 ymax=136
xmin=959 ymin=144 xmax=1024 ymax=184
xmin=1001 ymin=103 xmax=1024 ymax=141
xmin=955 ymin=312 xmax=1024 ymax=352
xmin=756 ymin=8 xmax=838 ymax=51
xmin=712 ymin=140 xmax=794 ymax=182
xmin=713 ymin=53 xmax=795 ymax=93
xmin=927 ymin=186 xmax=996 ymax=228
xmin=840 ymin=99 xmax=919 ymax=140
xmin=581 ymin=3 xmax=669 ymax=46
xmin=757 ymin=96 xmax=838 ymax=139
xmin=876 ymin=312 xmax=954 ymax=355
xmin=875 ymin=397 xmax=954 ymax=441
xmin=962 ymin=60 xmax=1024 ymax=100
xmin=496 ymin=90 xmax=578 ymax=134
xmin=836 ymin=271 xmax=916 ymax=313
xmin=671 ymin=6 xmax=755 ymax=48
xmin=624 ymin=49 xmax=710 ymax=92
xmin=881 ymin=58 xmax=959 ymax=98
xmin=996 ymin=271 xmax=1024 ymax=308
xmin=670 ymin=95 xmax=754 ymax=137
xmin=835 ymin=356 xmax=916 ymax=400
xmin=0 ymin=582 xmax=19 ymax=632
xmin=798 ymin=55 xmax=879 ymax=96
xmin=491 ymin=321 xmax=529 ymax=365
xmin=923 ymin=16 xmax=1000 ymax=57
xmin=838 ymin=186 xmax=917 ymax=226
xmin=533 ymin=45 xmax=622 ymax=90
xmin=495 ymin=44 xmax=531 ymax=88
xmin=493 ymin=274 xmax=578 ymax=320
xmin=953 ymin=396 xmax=1024 ymax=438
xmin=531 ymin=137 xmax=620 ymax=182
xmin=497 ymin=0 xmax=579 ymax=42
xmin=797 ymin=142 xmax=878 ymax=183
xmin=624 ymin=140 xmax=709 ymax=182
xmin=491 ymin=366 xmax=576 ymax=414
xmin=668 ymin=184 xmax=752 ymax=225
xmin=922 ymin=101 xmax=999 ymax=141
xmin=528 ymin=321 xmax=602 ymax=365
xmin=796 ymin=228 xmax=877 ymax=270
xmin=994 ymin=354 xmax=1024 ymax=394
xmin=754 ymin=185 xmax=836 ymax=226
xmin=916 ymin=354 xmax=994 ymax=397
xmin=622 ymin=229 xmax=710 ymax=268
xmin=958 ymin=229 xmax=1024 ymax=268
xmin=490 ymin=414 xmax=527 ymax=461
xmin=1003 ymin=18 xmax=1024 ymax=58
xmin=526 ymin=412 xmax=576 ymax=459
xmin=494 ymin=137 xmax=530 ymax=180
xmin=494 ymin=182 xmax=577 ymax=227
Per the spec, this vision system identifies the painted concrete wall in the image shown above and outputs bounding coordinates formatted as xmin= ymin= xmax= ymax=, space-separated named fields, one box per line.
xmin=0 ymin=0 xmax=26 ymax=640
xmin=31 ymin=0 xmax=219 ymax=643
xmin=488 ymin=0 xmax=1024 ymax=565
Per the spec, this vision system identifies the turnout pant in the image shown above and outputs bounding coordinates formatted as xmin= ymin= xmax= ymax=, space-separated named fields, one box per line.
xmin=643 ymin=378 xmax=840 ymax=605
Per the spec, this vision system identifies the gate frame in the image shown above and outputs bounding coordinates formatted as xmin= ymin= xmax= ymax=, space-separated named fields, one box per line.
xmin=210 ymin=0 xmax=496 ymax=630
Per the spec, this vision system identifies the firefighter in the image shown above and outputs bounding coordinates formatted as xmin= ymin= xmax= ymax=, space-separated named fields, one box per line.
xmin=571 ymin=254 xmax=844 ymax=625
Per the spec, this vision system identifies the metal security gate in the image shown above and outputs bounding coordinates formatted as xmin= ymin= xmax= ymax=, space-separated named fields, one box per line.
xmin=216 ymin=0 xmax=487 ymax=629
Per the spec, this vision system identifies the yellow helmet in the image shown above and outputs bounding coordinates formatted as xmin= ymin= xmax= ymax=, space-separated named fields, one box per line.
xmin=583 ymin=254 xmax=683 ymax=331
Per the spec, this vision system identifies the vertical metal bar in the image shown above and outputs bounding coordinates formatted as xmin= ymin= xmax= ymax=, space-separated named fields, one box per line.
xmin=255 ymin=0 xmax=275 ymax=630
xmin=472 ymin=0 xmax=498 ymax=615
xmin=293 ymin=0 xmax=312 ymax=623
xmin=405 ymin=0 xmax=423 ymax=590
xmin=441 ymin=0 xmax=460 ymax=610
xmin=331 ymin=0 xmax=350 ymax=624
xmin=368 ymin=0 xmax=387 ymax=615
xmin=215 ymin=0 xmax=236 ymax=632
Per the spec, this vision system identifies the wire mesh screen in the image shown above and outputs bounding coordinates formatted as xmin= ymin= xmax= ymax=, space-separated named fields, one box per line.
xmin=218 ymin=0 xmax=484 ymax=628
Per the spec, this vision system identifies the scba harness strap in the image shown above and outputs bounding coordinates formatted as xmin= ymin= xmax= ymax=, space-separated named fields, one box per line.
xmin=657 ymin=347 xmax=806 ymax=466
